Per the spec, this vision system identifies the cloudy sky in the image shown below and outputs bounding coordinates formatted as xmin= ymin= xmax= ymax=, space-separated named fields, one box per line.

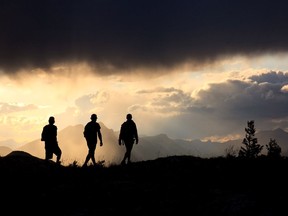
xmin=1 ymin=0 xmax=288 ymax=147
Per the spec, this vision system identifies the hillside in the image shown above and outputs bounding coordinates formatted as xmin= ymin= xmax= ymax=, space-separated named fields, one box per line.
xmin=0 ymin=145 xmax=12 ymax=156
xmin=1 ymin=151 xmax=287 ymax=216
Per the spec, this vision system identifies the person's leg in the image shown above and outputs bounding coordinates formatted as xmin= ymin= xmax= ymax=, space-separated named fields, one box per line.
xmin=83 ymin=141 xmax=96 ymax=166
xmin=121 ymin=144 xmax=128 ymax=165
xmin=121 ymin=140 xmax=133 ymax=165
xmin=46 ymin=151 xmax=53 ymax=161
xmin=83 ymin=152 xmax=91 ymax=166
xmin=45 ymin=144 xmax=53 ymax=161
xmin=121 ymin=152 xmax=127 ymax=165
xmin=126 ymin=141 xmax=134 ymax=164
xmin=83 ymin=140 xmax=91 ymax=166
xmin=55 ymin=146 xmax=62 ymax=164
xmin=91 ymin=148 xmax=97 ymax=165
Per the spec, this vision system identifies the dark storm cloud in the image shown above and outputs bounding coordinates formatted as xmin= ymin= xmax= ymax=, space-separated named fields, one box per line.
xmin=249 ymin=71 xmax=288 ymax=84
xmin=192 ymin=71 xmax=288 ymax=120
xmin=1 ymin=0 xmax=288 ymax=73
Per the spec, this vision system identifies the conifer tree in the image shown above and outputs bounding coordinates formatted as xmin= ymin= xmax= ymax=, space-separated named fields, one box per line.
xmin=238 ymin=120 xmax=263 ymax=158
xmin=266 ymin=138 xmax=281 ymax=158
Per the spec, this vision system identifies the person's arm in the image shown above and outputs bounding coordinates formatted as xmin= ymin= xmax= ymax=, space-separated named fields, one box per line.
xmin=41 ymin=127 xmax=46 ymax=141
xmin=83 ymin=123 xmax=88 ymax=138
xmin=118 ymin=124 xmax=123 ymax=145
xmin=134 ymin=122 xmax=139 ymax=144
xmin=83 ymin=128 xmax=86 ymax=138
xmin=98 ymin=128 xmax=103 ymax=146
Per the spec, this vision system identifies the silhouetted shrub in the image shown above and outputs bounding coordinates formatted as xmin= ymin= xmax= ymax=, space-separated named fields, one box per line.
xmin=68 ymin=160 xmax=80 ymax=167
xmin=225 ymin=145 xmax=238 ymax=158
xmin=266 ymin=138 xmax=282 ymax=158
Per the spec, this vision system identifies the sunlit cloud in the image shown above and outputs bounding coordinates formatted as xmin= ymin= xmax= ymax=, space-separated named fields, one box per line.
xmin=0 ymin=102 xmax=38 ymax=113
xmin=281 ymin=85 xmax=288 ymax=93
xmin=1 ymin=52 xmax=288 ymax=147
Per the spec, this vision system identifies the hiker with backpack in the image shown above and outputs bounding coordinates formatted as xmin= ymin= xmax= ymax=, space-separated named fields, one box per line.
xmin=41 ymin=116 xmax=62 ymax=164
xmin=118 ymin=113 xmax=139 ymax=165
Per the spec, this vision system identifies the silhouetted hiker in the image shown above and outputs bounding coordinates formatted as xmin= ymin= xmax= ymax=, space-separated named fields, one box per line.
xmin=41 ymin=116 xmax=62 ymax=164
xmin=119 ymin=113 xmax=139 ymax=165
xmin=83 ymin=114 xmax=103 ymax=167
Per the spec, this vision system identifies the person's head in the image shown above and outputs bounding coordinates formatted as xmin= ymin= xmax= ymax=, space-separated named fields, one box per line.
xmin=48 ymin=116 xmax=55 ymax=124
xmin=126 ymin=113 xmax=132 ymax=120
xmin=90 ymin=114 xmax=97 ymax=121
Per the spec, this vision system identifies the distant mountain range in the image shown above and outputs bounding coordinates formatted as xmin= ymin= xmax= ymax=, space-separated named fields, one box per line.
xmin=1 ymin=123 xmax=288 ymax=165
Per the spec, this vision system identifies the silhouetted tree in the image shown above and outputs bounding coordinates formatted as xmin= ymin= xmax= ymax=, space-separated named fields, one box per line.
xmin=266 ymin=138 xmax=281 ymax=158
xmin=238 ymin=120 xmax=263 ymax=158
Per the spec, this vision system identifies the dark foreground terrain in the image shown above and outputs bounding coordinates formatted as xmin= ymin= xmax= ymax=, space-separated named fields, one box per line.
xmin=1 ymin=151 xmax=288 ymax=216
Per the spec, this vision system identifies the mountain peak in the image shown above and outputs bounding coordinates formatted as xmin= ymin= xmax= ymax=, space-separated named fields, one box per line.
xmin=273 ymin=128 xmax=286 ymax=133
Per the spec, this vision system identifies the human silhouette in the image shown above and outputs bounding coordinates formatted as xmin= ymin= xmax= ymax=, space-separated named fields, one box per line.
xmin=41 ymin=116 xmax=62 ymax=164
xmin=118 ymin=113 xmax=139 ymax=165
xmin=83 ymin=114 xmax=103 ymax=167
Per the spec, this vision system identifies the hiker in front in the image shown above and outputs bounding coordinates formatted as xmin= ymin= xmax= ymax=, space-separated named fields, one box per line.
xmin=118 ymin=113 xmax=139 ymax=165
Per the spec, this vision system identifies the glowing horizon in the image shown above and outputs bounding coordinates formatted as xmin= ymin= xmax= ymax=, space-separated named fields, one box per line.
xmin=1 ymin=54 xmax=288 ymax=148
